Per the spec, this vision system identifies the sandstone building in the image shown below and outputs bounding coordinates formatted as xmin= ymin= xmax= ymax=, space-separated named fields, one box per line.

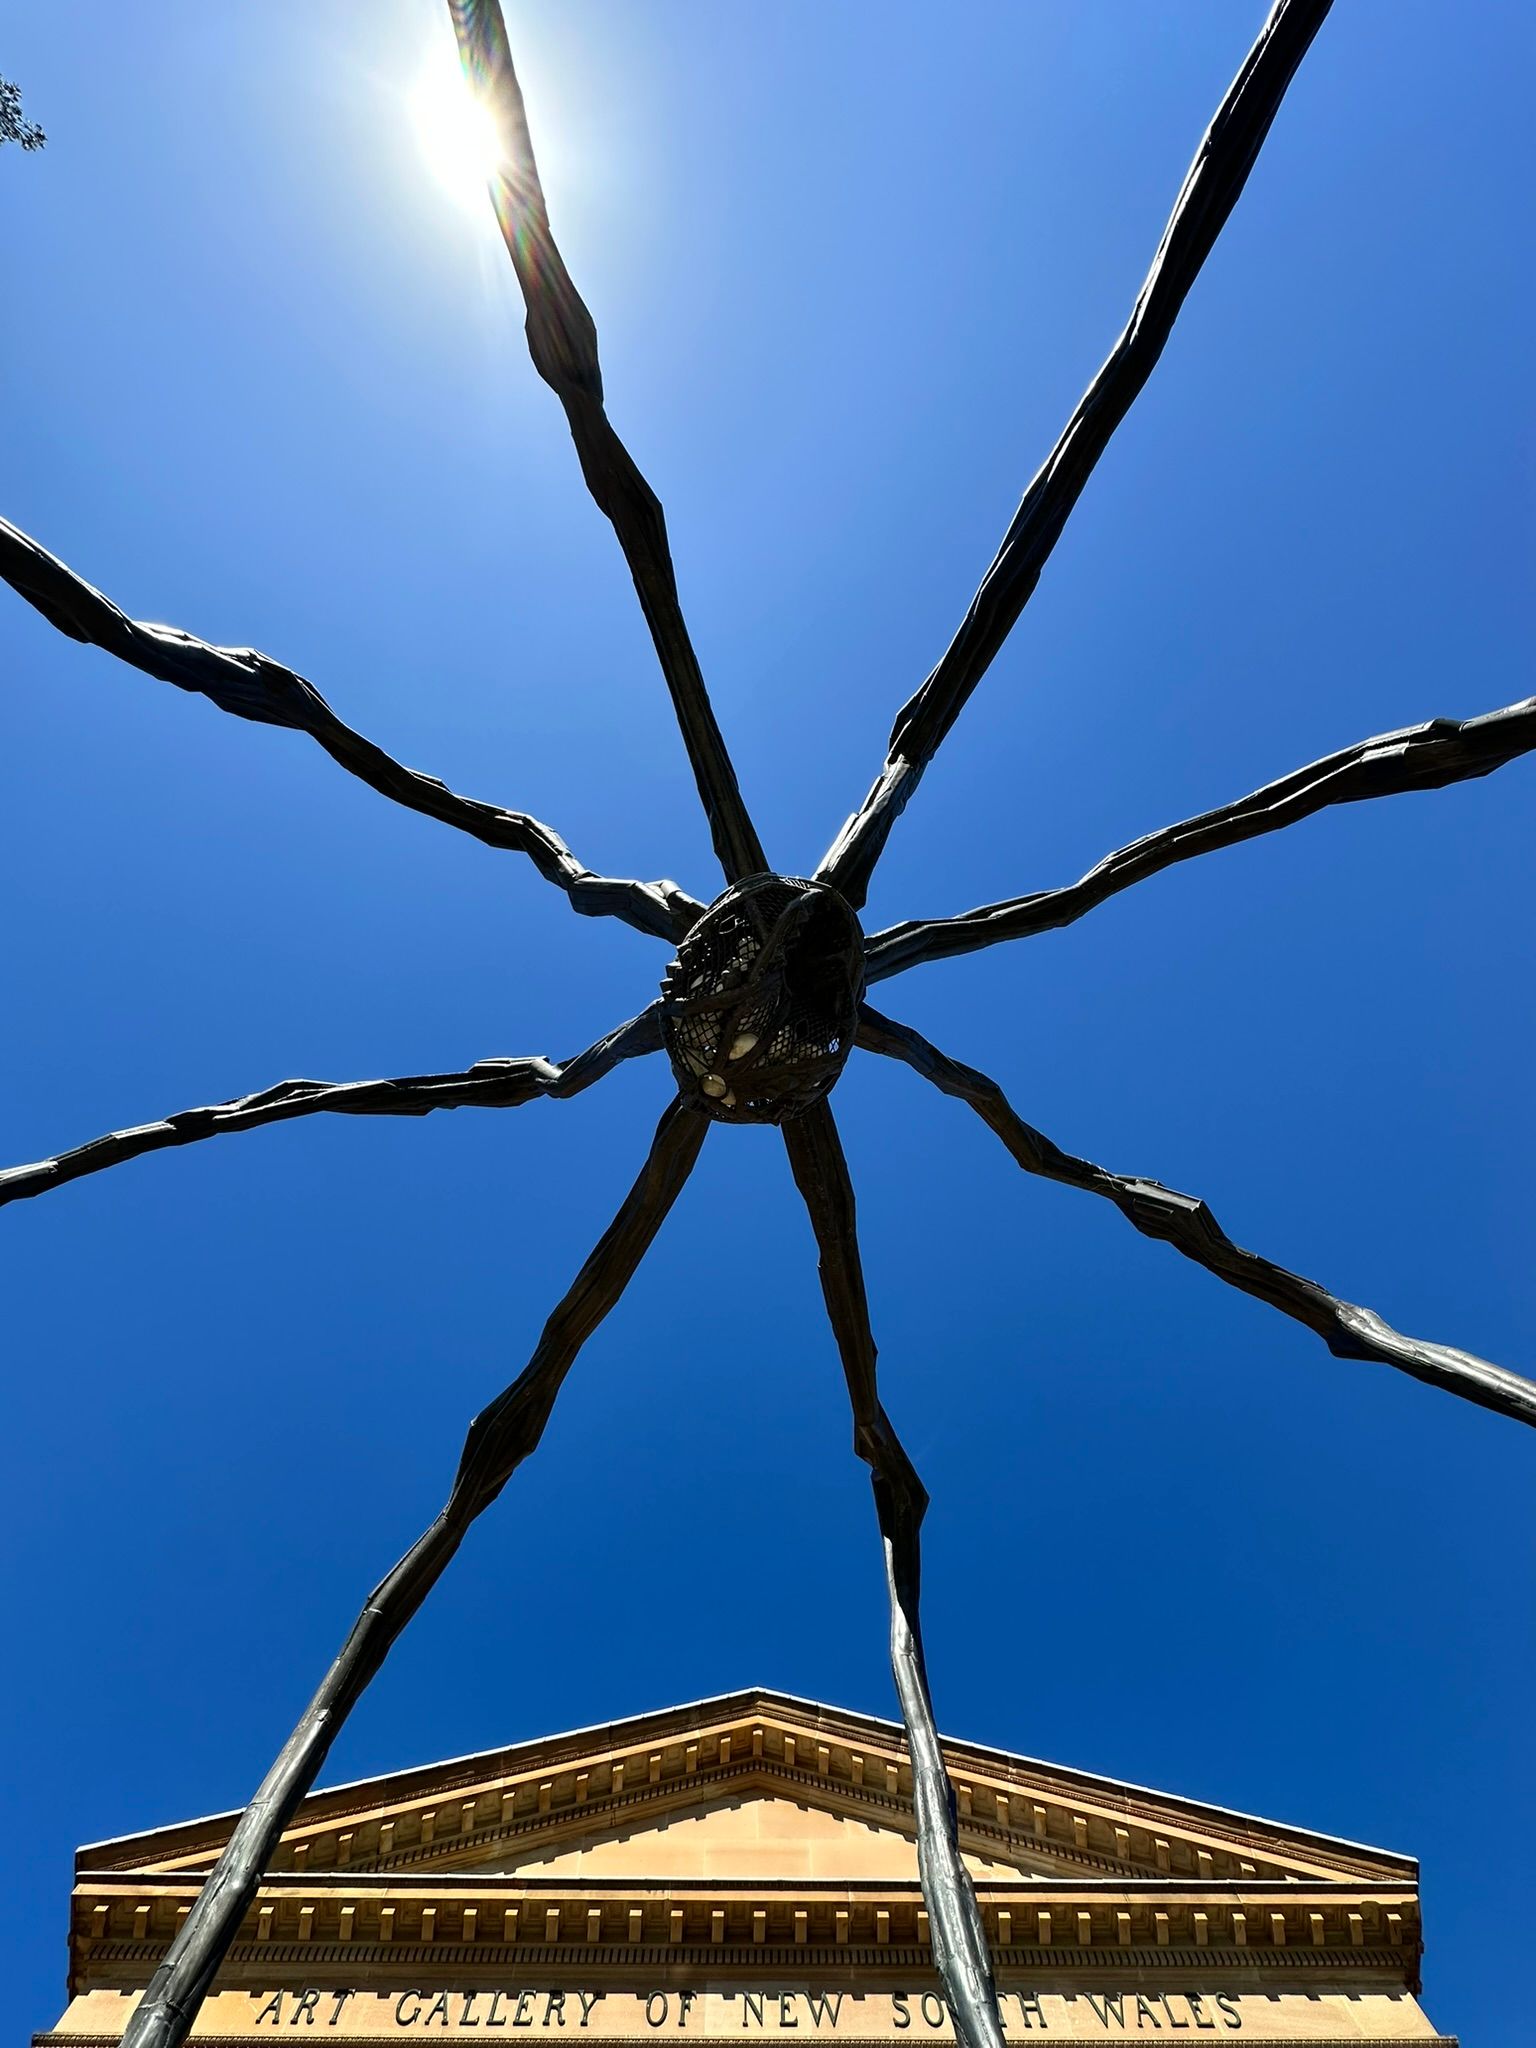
xmin=36 ymin=1690 xmax=1452 ymax=2043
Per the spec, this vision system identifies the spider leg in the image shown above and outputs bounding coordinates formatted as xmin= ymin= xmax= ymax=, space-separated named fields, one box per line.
xmin=865 ymin=696 xmax=1536 ymax=979
xmin=819 ymin=0 xmax=1334 ymax=910
xmin=448 ymin=1 xmax=766 ymax=887
xmin=0 ymin=519 xmax=699 ymax=941
xmin=858 ymin=1005 xmax=1536 ymax=1428
xmin=119 ymin=1095 xmax=709 ymax=2048
xmin=0 ymin=1006 xmax=664 ymax=1210
xmin=782 ymin=1102 xmax=1005 ymax=2048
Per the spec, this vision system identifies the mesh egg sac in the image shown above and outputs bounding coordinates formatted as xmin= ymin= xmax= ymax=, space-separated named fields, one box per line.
xmin=660 ymin=875 xmax=865 ymax=1123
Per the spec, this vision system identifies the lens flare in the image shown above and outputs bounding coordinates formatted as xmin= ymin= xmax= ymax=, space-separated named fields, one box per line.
xmin=411 ymin=66 xmax=503 ymax=210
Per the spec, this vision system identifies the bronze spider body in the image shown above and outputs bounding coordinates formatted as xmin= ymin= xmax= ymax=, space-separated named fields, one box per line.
xmin=661 ymin=876 xmax=865 ymax=1122
xmin=2 ymin=4 xmax=1531 ymax=2045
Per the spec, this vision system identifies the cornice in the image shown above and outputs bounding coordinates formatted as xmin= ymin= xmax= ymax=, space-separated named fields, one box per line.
xmin=68 ymin=1872 xmax=1422 ymax=1995
xmin=101 ymin=1714 xmax=1402 ymax=1891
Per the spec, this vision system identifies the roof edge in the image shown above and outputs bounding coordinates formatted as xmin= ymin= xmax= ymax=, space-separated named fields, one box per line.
xmin=76 ymin=1685 xmax=1417 ymax=1877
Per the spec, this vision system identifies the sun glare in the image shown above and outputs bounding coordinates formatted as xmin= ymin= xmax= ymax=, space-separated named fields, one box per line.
xmin=411 ymin=65 xmax=504 ymax=211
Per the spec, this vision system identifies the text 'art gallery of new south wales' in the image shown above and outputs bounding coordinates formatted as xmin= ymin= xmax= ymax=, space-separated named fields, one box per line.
xmin=36 ymin=1691 xmax=1456 ymax=2044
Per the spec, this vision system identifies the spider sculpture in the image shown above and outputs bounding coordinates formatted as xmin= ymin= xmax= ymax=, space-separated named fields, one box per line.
xmin=3 ymin=3 xmax=1532 ymax=2044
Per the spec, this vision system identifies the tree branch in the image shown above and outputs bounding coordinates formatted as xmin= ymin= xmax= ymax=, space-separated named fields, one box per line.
xmin=857 ymin=1006 xmax=1536 ymax=1428
xmin=0 ymin=516 xmax=700 ymax=941
xmin=819 ymin=0 xmax=1333 ymax=908
xmin=121 ymin=1095 xmax=709 ymax=2048
xmin=782 ymin=1103 xmax=1005 ymax=2048
xmin=865 ymin=696 xmax=1536 ymax=979
xmin=0 ymin=1007 xmax=664 ymax=1211
xmin=449 ymin=0 xmax=766 ymax=886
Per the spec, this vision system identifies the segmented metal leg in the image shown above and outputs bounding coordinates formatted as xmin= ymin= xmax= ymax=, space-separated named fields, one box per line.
xmin=858 ymin=1006 xmax=1536 ymax=1429
xmin=783 ymin=1103 xmax=1005 ymax=2048
xmin=121 ymin=1098 xmax=709 ymax=2048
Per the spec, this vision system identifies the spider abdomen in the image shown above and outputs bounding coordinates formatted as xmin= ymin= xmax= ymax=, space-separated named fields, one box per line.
xmin=661 ymin=874 xmax=864 ymax=1123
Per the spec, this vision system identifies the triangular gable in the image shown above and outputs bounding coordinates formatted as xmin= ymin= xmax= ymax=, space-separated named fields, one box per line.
xmin=446 ymin=1792 xmax=1042 ymax=1883
xmin=81 ymin=1688 xmax=1413 ymax=1890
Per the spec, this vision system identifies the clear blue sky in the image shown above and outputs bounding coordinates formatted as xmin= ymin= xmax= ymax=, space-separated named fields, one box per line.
xmin=2 ymin=3 xmax=1531 ymax=2040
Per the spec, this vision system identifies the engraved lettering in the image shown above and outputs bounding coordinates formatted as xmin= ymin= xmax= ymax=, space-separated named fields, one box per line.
xmin=920 ymin=1995 xmax=946 ymax=2031
xmin=679 ymin=1994 xmax=698 ymax=2030
xmin=328 ymin=1992 xmax=355 ymax=2028
xmin=1214 ymin=1996 xmax=1242 ymax=2032
xmin=460 ymin=1991 xmax=482 ymax=2028
xmin=514 ymin=1993 xmax=537 ymax=2030
xmin=395 ymin=1993 xmax=423 ymax=2028
xmin=646 ymin=1995 xmax=670 ymax=2029
xmin=742 ymin=1995 xmax=767 ymax=2030
xmin=486 ymin=1992 xmax=509 ymax=2030
xmin=891 ymin=1995 xmax=911 ymax=2032
xmin=1187 ymin=1995 xmax=1215 ymax=2033
xmin=1134 ymin=1997 xmax=1162 ymax=2030
xmin=256 ymin=1994 xmax=285 ymax=2028
xmin=1085 ymin=1994 xmax=1124 ymax=2028
xmin=1014 ymin=1992 xmax=1045 ymax=2032
xmin=424 ymin=1993 xmax=452 ymax=2030
xmin=1162 ymin=1997 xmax=1191 ymax=2031
xmin=804 ymin=1995 xmax=844 ymax=2029
xmin=544 ymin=1993 xmax=567 ymax=2028
xmin=291 ymin=1989 xmax=320 ymax=2026
xmin=577 ymin=1993 xmax=604 ymax=2029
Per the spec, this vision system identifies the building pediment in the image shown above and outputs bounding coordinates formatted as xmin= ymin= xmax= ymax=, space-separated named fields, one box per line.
xmin=80 ymin=1688 xmax=1414 ymax=1889
xmin=445 ymin=1791 xmax=1046 ymax=1884
xmin=45 ymin=1693 xmax=1447 ymax=2044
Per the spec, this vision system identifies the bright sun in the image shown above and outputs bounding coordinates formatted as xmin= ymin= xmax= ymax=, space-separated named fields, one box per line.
xmin=411 ymin=65 xmax=504 ymax=210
